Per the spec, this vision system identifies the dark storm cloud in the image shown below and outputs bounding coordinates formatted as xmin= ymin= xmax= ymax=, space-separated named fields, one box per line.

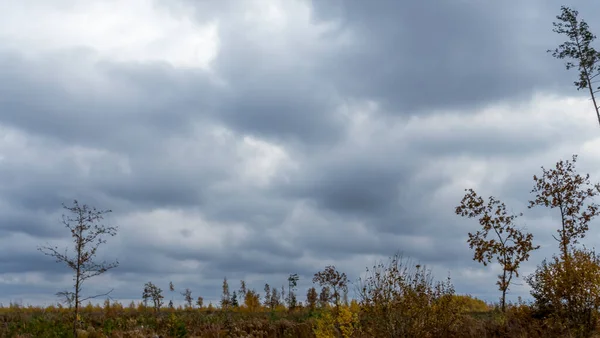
xmin=302 ymin=165 xmax=401 ymax=215
xmin=209 ymin=22 xmax=346 ymax=144
xmin=200 ymin=252 xmax=316 ymax=279
xmin=236 ymin=232 xmax=304 ymax=260
xmin=0 ymin=49 xmax=216 ymax=151
xmin=0 ymin=164 xmax=86 ymax=214
xmin=278 ymin=145 xmax=419 ymax=216
xmin=0 ymin=252 xmax=68 ymax=275
xmin=309 ymin=0 xmax=600 ymax=114
xmin=97 ymin=169 xmax=205 ymax=210
xmin=113 ymin=252 xmax=192 ymax=276
xmin=200 ymin=188 xmax=290 ymax=227
xmin=274 ymin=143 xmax=455 ymax=236
xmin=0 ymin=207 xmax=60 ymax=238
xmin=0 ymin=284 xmax=62 ymax=302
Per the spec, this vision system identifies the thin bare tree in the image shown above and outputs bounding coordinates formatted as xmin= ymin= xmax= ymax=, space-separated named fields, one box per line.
xmin=38 ymin=200 xmax=118 ymax=337
xmin=550 ymin=6 xmax=600 ymax=127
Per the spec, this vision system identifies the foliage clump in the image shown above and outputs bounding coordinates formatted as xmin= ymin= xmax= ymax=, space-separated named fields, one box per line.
xmin=357 ymin=253 xmax=465 ymax=337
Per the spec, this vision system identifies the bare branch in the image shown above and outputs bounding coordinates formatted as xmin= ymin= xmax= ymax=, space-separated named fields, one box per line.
xmin=79 ymin=289 xmax=114 ymax=303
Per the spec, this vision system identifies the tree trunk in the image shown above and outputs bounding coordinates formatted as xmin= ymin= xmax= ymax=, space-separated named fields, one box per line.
xmin=73 ymin=224 xmax=83 ymax=338
xmin=73 ymin=279 xmax=80 ymax=338
xmin=501 ymin=271 xmax=507 ymax=313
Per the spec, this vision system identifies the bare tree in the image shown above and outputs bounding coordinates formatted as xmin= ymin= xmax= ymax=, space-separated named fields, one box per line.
xmin=168 ymin=281 xmax=175 ymax=309
xmin=38 ymin=200 xmax=118 ymax=337
xmin=221 ymin=277 xmax=231 ymax=310
xmin=181 ymin=288 xmax=193 ymax=309
xmin=287 ymin=273 xmax=299 ymax=310
xmin=56 ymin=291 xmax=75 ymax=309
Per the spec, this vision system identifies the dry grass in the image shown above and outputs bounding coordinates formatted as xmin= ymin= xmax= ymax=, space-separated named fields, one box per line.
xmin=1 ymin=298 xmax=598 ymax=338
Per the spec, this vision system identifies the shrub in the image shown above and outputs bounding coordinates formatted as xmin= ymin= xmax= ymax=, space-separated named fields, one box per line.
xmin=527 ymin=247 xmax=600 ymax=337
xmin=357 ymin=253 xmax=466 ymax=337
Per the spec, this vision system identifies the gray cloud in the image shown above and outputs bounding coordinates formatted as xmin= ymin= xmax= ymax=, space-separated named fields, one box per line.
xmin=309 ymin=0 xmax=600 ymax=114
xmin=1 ymin=0 xmax=600 ymax=307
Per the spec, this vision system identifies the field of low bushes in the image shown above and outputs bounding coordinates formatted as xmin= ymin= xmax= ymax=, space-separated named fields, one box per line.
xmin=1 ymin=293 xmax=596 ymax=338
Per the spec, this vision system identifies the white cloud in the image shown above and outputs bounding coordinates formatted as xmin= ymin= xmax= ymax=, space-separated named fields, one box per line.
xmin=118 ymin=208 xmax=249 ymax=253
xmin=0 ymin=0 xmax=219 ymax=69
xmin=237 ymin=135 xmax=297 ymax=187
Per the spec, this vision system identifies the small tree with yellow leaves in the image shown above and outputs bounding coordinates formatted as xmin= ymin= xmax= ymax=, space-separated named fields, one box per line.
xmin=527 ymin=155 xmax=600 ymax=335
xmin=527 ymin=247 xmax=600 ymax=337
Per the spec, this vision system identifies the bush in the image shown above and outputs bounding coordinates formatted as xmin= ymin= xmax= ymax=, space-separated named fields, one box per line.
xmin=527 ymin=247 xmax=600 ymax=337
xmin=357 ymin=253 xmax=466 ymax=337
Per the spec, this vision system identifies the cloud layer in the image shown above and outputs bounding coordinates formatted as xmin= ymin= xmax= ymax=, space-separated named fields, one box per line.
xmin=1 ymin=0 xmax=600 ymax=306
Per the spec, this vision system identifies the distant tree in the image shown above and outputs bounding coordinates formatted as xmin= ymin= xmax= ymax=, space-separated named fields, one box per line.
xmin=263 ymin=283 xmax=272 ymax=309
xmin=313 ymin=265 xmax=348 ymax=310
xmin=38 ymin=200 xmax=118 ymax=338
xmin=287 ymin=273 xmax=299 ymax=310
xmin=142 ymin=289 xmax=149 ymax=308
xmin=243 ymin=289 xmax=261 ymax=312
xmin=306 ymin=287 xmax=318 ymax=312
xmin=271 ymin=287 xmax=281 ymax=309
xmin=56 ymin=291 xmax=75 ymax=309
xmin=181 ymin=288 xmax=193 ymax=309
xmin=196 ymin=296 xmax=204 ymax=309
xmin=456 ymin=188 xmax=539 ymax=311
xmin=239 ymin=280 xmax=247 ymax=299
xmin=288 ymin=292 xmax=298 ymax=311
xmin=549 ymin=6 xmax=600 ymax=127
xmin=221 ymin=277 xmax=231 ymax=310
xmin=168 ymin=281 xmax=175 ymax=309
xmin=319 ymin=286 xmax=330 ymax=308
xmin=142 ymin=281 xmax=164 ymax=313
xmin=231 ymin=291 xmax=239 ymax=307
xmin=342 ymin=288 xmax=349 ymax=306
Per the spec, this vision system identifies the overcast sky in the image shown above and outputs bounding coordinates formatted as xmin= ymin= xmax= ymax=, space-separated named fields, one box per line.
xmin=1 ymin=0 xmax=600 ymax=307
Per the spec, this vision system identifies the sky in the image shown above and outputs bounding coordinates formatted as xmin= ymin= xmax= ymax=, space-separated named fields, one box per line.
xmin=1 ymin=0 xmax=600 ymax=307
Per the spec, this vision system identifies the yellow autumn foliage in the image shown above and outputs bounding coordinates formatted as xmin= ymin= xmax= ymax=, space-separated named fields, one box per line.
xmin=337 ymin=304 xmax=360 ymax=338
xmin=313 ymin=310 xmax=336 ymax=338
